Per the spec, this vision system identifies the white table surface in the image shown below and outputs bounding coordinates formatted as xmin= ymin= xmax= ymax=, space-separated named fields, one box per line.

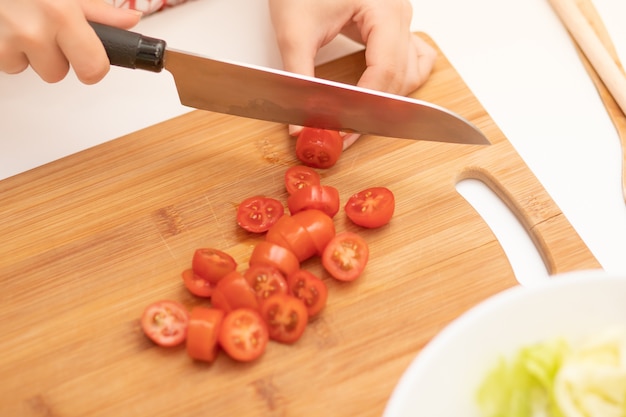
xmin=1 ymin=0 xmax=625 ymax=285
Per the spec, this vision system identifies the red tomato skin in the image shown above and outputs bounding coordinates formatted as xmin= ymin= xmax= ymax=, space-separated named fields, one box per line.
xmin=211 ymin=271 xmax=259 ymax=313
xmin=291 ymin=209 xmax=336 ymax=255
xmin=265 ymin=214 xmax=317 ymax=262
xmin=249 ymin=241 xmax=300 ymax=277
xmin=287 ymin=269 xmax=328 ymax=317
xmin=345 ymin=187 xmax=395 ymax=228
xmin=186 ymin=307 xmax=224 ymax=363
xmin=236 ymin=195 xmax=285 ymax=233
xmin=284 ymin=165 xmax=321 ymax=195
xmin=244 ymin=264 xmax=289 ymax=303
xmin=295 ymin=128 xmax=343 ymax=169
xmin=322 ymin=232 xmax=369 ymax=282
xmin=259 ymin=293 xmax=309 ymax=344
xmin=141 ymin=300 xmax=190 ymax=348
xmin=218 ymin=308 xmax=269 ymax=362
xmin=181 ymin=269 xmax=213 ymax=298
xmin=287 ymin=184 xmax=340 ymax=218
xmin=191 ymin=248 xmax=237 ymax=285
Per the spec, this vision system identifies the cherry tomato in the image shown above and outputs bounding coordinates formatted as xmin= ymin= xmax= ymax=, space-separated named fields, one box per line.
xmin=192 ymin=248 xmax=237 ymax=285
xmin=284 ymin=165 xmax=321 ymax=195
xmin=291 ymin=209 xmax=336 ymax=255
xmin=244 ymin=264 xmax=288 ymax=303
xmin=259 ymin=293 xmax=308 ymax=344
xmin=211 ymin=271 xmax=259 ymax=313
xmin=249 ymin=241 xmax=300 ymax=277
xmin=322 ymin=232 xmax=369 ymax=281
xmin=287 ymin=184 xmax=340 ymax=218
xmin=141 ymin=300 xmax=190 ymax=347
xmin=181 ymin=268 xmax=213 ymax=298
xmin=236 ymin=195 xmax=284 ymax=233
xmin=287 ymin=269 xmax=328 ymax=317
xmin=295 ymin=128 xmax=343 ymax=169
xmin=186 ymin=307 xmax=224 ymax=363
xmin=345 ymin=187 xmax=395 ymax=228
xmin=265 ymin=214 xmax=317 ymax=262
xmin=218 ymin=308 xmax=269 ymax=362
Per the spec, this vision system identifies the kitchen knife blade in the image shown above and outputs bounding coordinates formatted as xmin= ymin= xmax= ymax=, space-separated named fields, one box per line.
xmin=90 ymin=22 xmax=489 ymax=145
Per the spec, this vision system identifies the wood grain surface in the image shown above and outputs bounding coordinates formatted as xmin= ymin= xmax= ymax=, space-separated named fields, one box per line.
xmin=0 ymin=34 xmax=600 ymax=417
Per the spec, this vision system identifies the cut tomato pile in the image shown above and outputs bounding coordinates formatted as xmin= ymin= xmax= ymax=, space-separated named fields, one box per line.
xmin=141 ymin=163 xmax=395 ymax=364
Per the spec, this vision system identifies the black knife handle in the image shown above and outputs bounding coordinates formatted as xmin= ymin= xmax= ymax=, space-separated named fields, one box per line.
xmin=89 ymin=22 xmax=166 ymax=72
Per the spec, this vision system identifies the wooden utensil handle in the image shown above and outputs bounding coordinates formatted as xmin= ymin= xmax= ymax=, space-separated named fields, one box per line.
xmin=89 ymin=22 xmax=166 ymax=72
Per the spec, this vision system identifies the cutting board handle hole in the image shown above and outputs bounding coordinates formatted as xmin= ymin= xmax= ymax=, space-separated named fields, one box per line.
xmin=456 ymin=178 xmax=549 ymax=286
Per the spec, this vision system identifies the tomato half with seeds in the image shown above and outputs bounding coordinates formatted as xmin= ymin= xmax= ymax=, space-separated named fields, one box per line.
xmin=284 ymin=165 xmax=321 ymax=195
xmin=219 ymin=308 xmax=269 ymax=362
xmin=244 ymin=264 xmax=288 ymax=303
xmin=141 ymin=300 xmax=190 ymax=347
xmin=295 ymin=128 xmax=343 ymax=169
xmin=265 ymin=214 xmax=317 ymax=262
xmin=211 ymin=271 xmax=259 ymax=313
xmin=322 ymin=232 xmax=369 ymax=281
xmin=259 ymin=293 xmax=308 ymax=344
xmin=291 ymin=209 xmax=336 ymax=255
xmin=249 ymin=241 xmax=300 ymax=277
xmin=345 ymin=187 xmax=395 ymax=228
xmin=182 ymin=268 xmax=213 ymax=298
xmin=186 ymin=307 xmax=224 ymax=362
xmin=236 ymin=195 xmax=285 ymax=233
xmin=192 ymin=248 xmax=237 ymax=285
xmin=287 ymin=184 xmax=340 ymax=218
xmin=287 ymin=269 xmax=328 ymax=317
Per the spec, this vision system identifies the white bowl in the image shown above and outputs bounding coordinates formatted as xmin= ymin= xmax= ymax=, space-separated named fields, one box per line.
xmin=382 ymin=270 xmax=626 ymax=417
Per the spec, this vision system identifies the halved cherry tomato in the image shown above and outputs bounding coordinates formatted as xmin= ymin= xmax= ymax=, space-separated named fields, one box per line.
xmin=265 ymin=214 xmax=317 ymax=262
xmin=287 ymin=269 xmax=328 ymax=317
xmin=345 ymin=187 xmax=395 ymax=228
xmin=192 ymin=248 xmax=237 ymax=285
xmin=259 ymin=293 xmax=308 ymax=344
xmin=236 ymin=195 xmax=284 ymax=233
xmin=244 ymin=264 xmax=288 ymax=303
xmin=287 ymin=184 xmax=340 ymax=218
xmin=249 ymin=241 xmax=300 ymax=277
xmin=284 ymin=165 xmax=321 ymax=195
xmin=141 ymin=300 xmax=190 ymax=347
xmin=181 ymin=268 xmax=213 ymax=298
xmin=211 ymin=271 xmax=259 ymax=313
xmin=295 ymin=128 xmax=343 ymax=169
xmin=186 ymin=307 xmax=224 ymax=362
xmin=219 ymin=308 xmax=269 ymax=362
xmin=322 ymin=232 xmax=369 ymax=281
xmin=291 ymin=209 xmax=336 ymax=255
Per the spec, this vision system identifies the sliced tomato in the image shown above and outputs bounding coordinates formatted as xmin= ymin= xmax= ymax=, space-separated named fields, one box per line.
xmin=218 ymin=308 xmax=269 ymax=362
xmin=295 ymin=128 xmax=343 ymax=169
xmin=265 ymin=214 xmax=317 ymax=262
xmin=287 ymin=269 xmax=328 ymax=317
xmin=186 ymin=307 xmax=224 ymax=363
xmin=181 ymin=268 xmax=213 ymax=298
xmin=345 ymin=187 xmax=395 ymax=228
xmin=141 ymin=300 xmax=190 ymax=347
xmin=236 ymin=195 xmax=285 ymax=233
xmin=291 ymin=209 xmax=336 ymax=255
xmin=284 ymin=165 xmax=321 ymax=195
xmin=211 ymin=271 xmax=259 ymax=313
xmin=287 ymin=184 xmax=340 ymax=218
xmin=192 ymin=248 xmax=237 ymax=285
xmin=244 ymin=264 xmax=288 ymax=303
xmin=322 ymin=232 xmax=369 ymax=281
xmin=249 ymin=241 xmax=300 ymax=277
xmin=259 ymin=293 xmax=308 ymax=344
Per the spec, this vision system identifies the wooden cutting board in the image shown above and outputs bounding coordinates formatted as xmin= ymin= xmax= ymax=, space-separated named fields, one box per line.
xmin=0 ymin=34 xmax=599 ymax=417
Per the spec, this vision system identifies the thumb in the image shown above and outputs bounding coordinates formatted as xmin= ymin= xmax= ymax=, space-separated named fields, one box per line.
xmin=81 ymin=0 xmax=143 ymax=29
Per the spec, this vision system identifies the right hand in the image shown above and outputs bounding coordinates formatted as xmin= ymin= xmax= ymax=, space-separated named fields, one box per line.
xmin=0 ymin=0 xmax=142 ymax=84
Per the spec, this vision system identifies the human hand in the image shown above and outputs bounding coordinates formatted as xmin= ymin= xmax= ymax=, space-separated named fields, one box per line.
xmin=268 ymin=0 xmax=437 ymax=149
xmin=0 ymin=0 xmax=142 ymax=84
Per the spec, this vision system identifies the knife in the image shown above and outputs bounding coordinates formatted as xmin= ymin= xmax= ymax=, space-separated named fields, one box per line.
xmin=90 ymin=22 xmax=489 ymax=145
